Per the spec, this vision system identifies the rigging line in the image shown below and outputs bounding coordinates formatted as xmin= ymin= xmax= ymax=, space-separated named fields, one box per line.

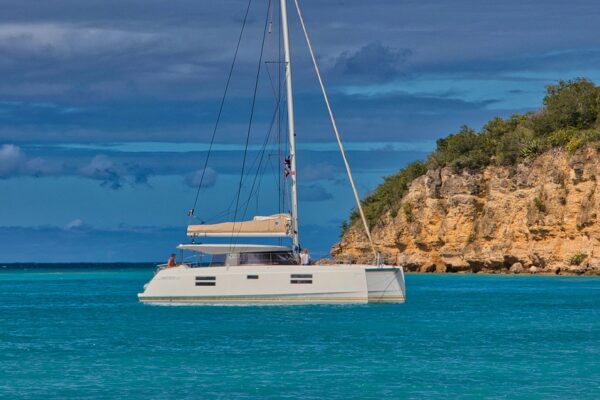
xmin=238 ymin=73 xmax=284 ymax=186
xmin=265 ymin=63 xmax=279 ymax=105
xmin=293 ymin=0 xmax=378 ymax=260
xmin=204 ymin=136 xmax=278 ymax=224
xmin=263 ymin=75 xmax=282 ymax=202
xmin=230 ymin=0 xmax=272 ymax=241
xmin=207 ymin=140 xmax=280 ymax=223
xmin=277 ymin=17 xmax=285 ymax=219
xmin=279 ymin=98 xmax=290 ymax=215
xmin=267 ymin=150 xmax=280 ymax=187
xmin=238 ymin=72 xmax=286 ymax=218
xmin=238 ymin=100 xmax=280 ymax=223
xmin=254 ymin=137 xmax=275 ymax=204
xmin=238 ymin=119 xmax=274 ymax=219
xmin=189 ymin=0 xmax=254 ymax=217
xmin=233 ymin=93 xmax=282 ymax=247
xmin=219 ymin=101 xmax=282 ymax=226
xmin=277 ymin=6 xmax=283 ymax=216
xmin=206 ymin=125 xmax=276 ymax=225
xmin=277 ymin=1 xmax=282 ymax=243
xmin=232 ymin=97 xmax=281 ymax=213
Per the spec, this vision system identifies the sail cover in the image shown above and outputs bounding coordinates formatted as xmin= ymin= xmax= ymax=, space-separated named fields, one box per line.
xmin=187 ymin=214 xmax=292 ymax=237
xmin=177 ymin=244 xmax=292 ymax=254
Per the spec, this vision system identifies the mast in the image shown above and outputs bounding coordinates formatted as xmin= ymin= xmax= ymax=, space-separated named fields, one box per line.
xmin=280 ymin=0 xmax=300 ymax=252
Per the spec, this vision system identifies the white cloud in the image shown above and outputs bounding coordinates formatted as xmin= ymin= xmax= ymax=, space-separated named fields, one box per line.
xmin=65 ymin=218 xmax=86 ymax=230
xmin=301 ymin=162 xmax=338 ymax=181
xmin=0 ymin=144 xmax=25 ymax=177
xmin=0 ymin=143 xmax=66 ymax=178
xmin=79 ymin=154 xmax=151 ymax=190
xmin=184 ymin=167 xmax=217 ymax=188
xmin=0 ymin=23 xmax=161 ymax=57
xmin=0 ymin=144 xmax=151 ymax=189
xmin=299 ymin=184 xmax=334 ymax=202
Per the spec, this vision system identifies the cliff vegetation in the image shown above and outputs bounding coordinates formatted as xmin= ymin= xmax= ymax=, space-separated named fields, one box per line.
xmin=337 ymin=78 xmax=600 ymax=274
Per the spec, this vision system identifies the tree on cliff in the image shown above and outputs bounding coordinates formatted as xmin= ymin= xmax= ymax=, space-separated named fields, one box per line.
xmin=535 ymin=78 xmax=600 ymax=133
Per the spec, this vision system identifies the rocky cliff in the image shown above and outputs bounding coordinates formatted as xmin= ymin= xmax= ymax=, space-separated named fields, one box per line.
xmin=333 ymin=147 xmax=600 ymax=274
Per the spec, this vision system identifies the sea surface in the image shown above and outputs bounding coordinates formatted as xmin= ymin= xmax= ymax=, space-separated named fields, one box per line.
xmin=1 ymin=264 xmax=599 ymax=399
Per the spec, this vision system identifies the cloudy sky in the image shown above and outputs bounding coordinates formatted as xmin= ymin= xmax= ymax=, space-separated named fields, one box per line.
xmin=1 ymin=0 xmax=599 ymax=262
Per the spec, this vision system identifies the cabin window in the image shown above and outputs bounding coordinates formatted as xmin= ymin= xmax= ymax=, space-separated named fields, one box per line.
xmin=291 ymin=274 xmax=312 ymax=278
xmin=196 ymin=276 xmax=216 ymax=286
xmin=208 ymin=251 xmax=297 ymax=267
xmin=247 ymin=275 xmax=259 ymax=279
xmin=239 ymin=251 xmax=297 ymax=266
xmin=290 ymin=273 xmax=312 ymax=284
xmin=209 ymin=254 xmax=226 ymax=266
xmin=269 ymin=252 xmax=298 ymax=265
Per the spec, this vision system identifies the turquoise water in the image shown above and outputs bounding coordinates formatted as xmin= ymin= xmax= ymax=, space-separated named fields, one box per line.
xmin=1 ymin=266 xmax=599 ymax=399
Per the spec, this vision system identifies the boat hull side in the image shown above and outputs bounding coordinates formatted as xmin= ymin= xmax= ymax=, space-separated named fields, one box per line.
xmin=138 ymin=294 xmax=367 ymax=305
xmin=365 ymin=267 xmax=406 ymax=303
xmin=138 ymin=265 xmax=369 ymax=305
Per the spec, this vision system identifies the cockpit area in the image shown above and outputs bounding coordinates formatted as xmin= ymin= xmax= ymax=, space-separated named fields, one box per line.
xmin=176 ymin=244 xmax=298 ymax=267
xmin=209 ymin=251 xmax=297 ymax=266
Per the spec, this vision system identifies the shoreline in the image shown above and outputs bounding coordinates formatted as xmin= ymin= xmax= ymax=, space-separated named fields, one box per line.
xmin=2 ymin=262 xmax=599 ymax=276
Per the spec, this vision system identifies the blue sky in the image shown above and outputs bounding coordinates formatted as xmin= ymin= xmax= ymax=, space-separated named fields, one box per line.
xmin=1 ymin=0 xmax=599 ymax=262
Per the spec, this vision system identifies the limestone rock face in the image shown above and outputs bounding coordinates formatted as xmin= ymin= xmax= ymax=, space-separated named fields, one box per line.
xmin=510 ymin=263 xmax=524 ymax=274
xmin=333 ymin=148 xmax=600 ymax=275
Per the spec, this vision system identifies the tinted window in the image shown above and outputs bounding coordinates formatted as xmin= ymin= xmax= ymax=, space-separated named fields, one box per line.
xmin=271 ymin=252 xmax=298 ymax=265
xmin=210 ymin=254 xmax=226 ymax=266
xmin=239 ymin=252 xmax=271 ymax=265
xmin=239 ymin=251 xmax=297 ymax=265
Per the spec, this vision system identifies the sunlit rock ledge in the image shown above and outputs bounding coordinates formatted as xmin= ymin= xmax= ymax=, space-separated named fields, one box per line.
xmin=332 ymin=147 xmax=600 ymax=275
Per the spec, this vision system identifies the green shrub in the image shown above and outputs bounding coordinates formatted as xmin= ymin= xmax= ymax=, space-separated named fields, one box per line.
xmin=340 ymin=221 xmax=350 ymax=237
xmin=341 ymin=78 xmax=600 ymax=236
xmin=565 ymin=129 xmax=600 ymax=154
xmin=519 ymin=138 xmax=545 ymax=159
xmin=548 ymin=127 xmax=579 ymax=146
xmin=402 ymin=202 xmax=414 ymax=223
xmin=495 ymin=126 xmax=535 ymax=165
xmin=565 ymin=136 xmax=585 ymax=154
xmin=349 ymin=160 xmax=427 ymax=228
xmin=543 ymin=78 xmax=600 ymax=131
xmin=568 ymin=253 xmax=587 ymax=266
xmin=533 ymin=197 xmax=547 ymax=213
xmin=427 ymin=125 xmax=493 ymax=170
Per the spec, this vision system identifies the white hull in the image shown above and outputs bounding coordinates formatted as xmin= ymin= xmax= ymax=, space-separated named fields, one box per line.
xmin=365 ymin=267 xmax=406 ymax=303
xmin=138 ymin=264 xmax=405 ymax=305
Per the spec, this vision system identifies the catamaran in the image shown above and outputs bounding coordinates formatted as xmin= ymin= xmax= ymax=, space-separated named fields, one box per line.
xmin=138 ymin=0 xmax=406 ymax=305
